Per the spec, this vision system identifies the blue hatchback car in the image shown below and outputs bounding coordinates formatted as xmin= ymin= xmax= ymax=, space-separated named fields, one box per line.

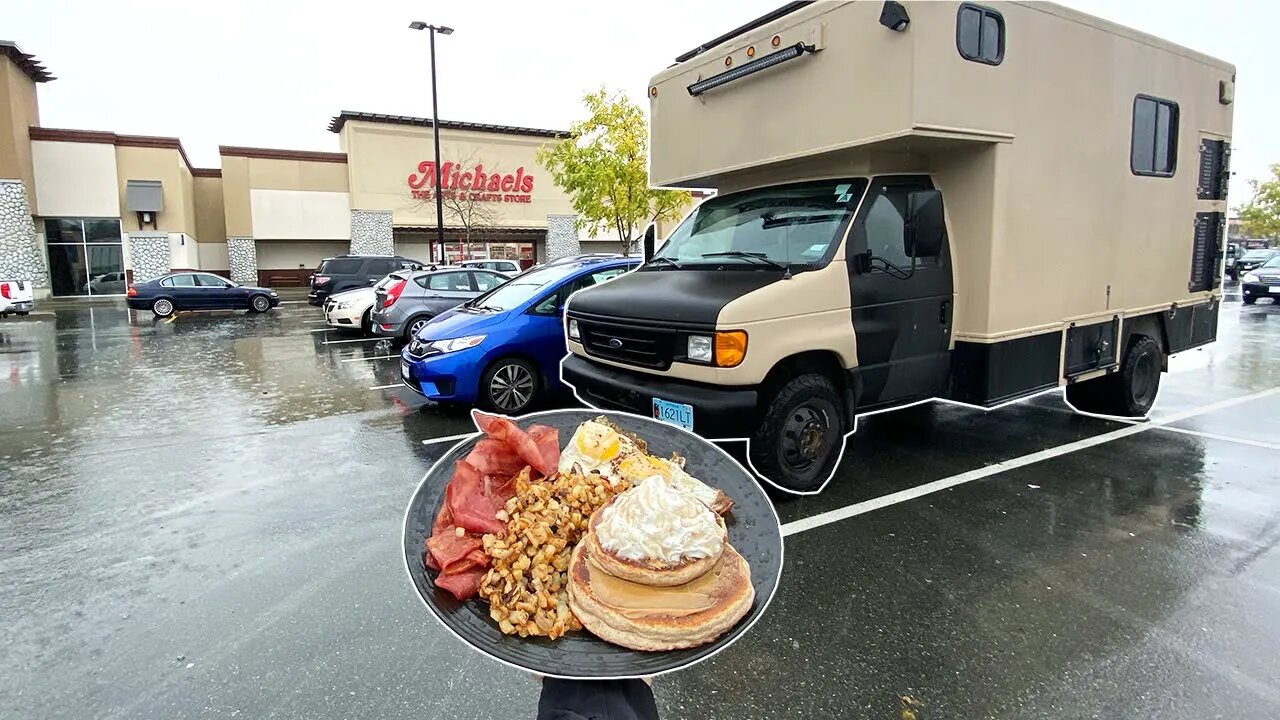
xmin=399 ymin=256 xmax=640 ymax=413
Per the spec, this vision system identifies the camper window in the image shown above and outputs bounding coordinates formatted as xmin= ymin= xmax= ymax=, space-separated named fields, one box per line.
xmin=957 ymin=3 xmax=1004 ymax=65
xmin=1131 ymin=95 xmax=1179 ymax=177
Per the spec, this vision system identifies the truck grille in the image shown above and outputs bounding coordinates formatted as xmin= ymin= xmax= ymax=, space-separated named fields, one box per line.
xmin=577 ymin=318 xmax=675 ymax=370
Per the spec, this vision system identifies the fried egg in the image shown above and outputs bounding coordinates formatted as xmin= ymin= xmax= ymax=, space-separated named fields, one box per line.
xmin=558 ymin=420 xmax=634 ymax=480
xmin=617 ymin=454 xmax=721 ymax=510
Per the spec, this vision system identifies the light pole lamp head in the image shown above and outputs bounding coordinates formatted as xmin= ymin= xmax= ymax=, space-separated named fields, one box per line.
xmin=409 ymin=21 xmax=454 ymax=35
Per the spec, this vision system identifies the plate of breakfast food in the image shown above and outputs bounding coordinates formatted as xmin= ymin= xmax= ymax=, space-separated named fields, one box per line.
xmin=402 ymin=408 xmax=784 ymax=678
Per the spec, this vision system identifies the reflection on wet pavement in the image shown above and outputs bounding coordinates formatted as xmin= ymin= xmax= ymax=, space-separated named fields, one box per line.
xmin=0 ymin=296 xmax=1277 ymax=719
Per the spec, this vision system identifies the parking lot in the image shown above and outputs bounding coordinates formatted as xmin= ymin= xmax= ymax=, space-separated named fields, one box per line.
xmin=2 ymin=292 xmax=1278 ymax=719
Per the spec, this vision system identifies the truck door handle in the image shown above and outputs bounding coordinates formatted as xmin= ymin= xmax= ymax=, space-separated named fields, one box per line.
xmin=940 ymin=300 xmax=950 ymax=325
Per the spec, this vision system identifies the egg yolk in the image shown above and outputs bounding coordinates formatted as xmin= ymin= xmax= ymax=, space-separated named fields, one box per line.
xmin=575 ymin=427 xmax=621 ymax=462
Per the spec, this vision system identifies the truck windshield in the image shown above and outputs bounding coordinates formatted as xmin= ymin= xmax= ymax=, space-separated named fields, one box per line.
xmin=651 ymin=179 xmax=867 ymax=270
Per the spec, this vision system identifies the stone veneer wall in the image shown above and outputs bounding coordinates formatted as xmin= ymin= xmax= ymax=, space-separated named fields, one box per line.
xmin=0 ymin=180 xmax=48 ymax=287
xmin=350 ymin=210 xmax=393 ymax=256
xmin=227 ymin=237 xmax=258 ymax=285
xmin=127 ymin=232 xmax=171 ymax=282
xmin=546 ymin=214 xmax=580 ymax=262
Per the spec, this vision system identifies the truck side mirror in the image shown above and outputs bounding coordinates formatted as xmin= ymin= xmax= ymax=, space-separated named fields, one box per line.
xmin=642 ymin=224 xmax=656 ymax=262
xmin=904 ymin=189 xmax=945 ymax=258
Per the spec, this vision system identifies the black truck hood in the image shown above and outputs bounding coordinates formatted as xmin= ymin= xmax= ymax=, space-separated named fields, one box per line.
xmin=566 ymin=268 xmax=784 ymax=326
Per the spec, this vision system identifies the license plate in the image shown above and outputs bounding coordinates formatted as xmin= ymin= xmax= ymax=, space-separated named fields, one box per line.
xmin=652 ymin=398 xmax=694 ymax=431
xmin=1269 ymin=287 xmax=1280 ymax=294
xmin=401 ymin=361 xmax=411 ymax=381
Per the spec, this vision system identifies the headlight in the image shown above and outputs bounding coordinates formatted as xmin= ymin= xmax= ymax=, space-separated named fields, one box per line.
xmin=1243 ymin=272 xmax=1260 ymax=283
xmin=686 ymin=335 xmax=713 ymax=362
xmin=334 ymin=301 xmax=351 ymax=309
xmin=568 ymin=318 xmax=580 ymax=340
xmin=428 ymin=335 xmax=486 ymax=353
xmin=269 ymin=290 xmax=278 ymax=296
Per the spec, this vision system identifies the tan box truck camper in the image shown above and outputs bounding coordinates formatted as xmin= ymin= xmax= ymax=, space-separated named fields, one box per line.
xmin=562 ymin=1 xmax=1235 ymax=491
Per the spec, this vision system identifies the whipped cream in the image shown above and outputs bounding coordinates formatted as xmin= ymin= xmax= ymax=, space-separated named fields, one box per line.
xmin=596 ymin=476 xmax=724 ymax=564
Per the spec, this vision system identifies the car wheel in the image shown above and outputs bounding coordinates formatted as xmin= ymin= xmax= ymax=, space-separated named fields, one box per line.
xmin=749 ymin=373 xmax=844 ymax=492
xmin=481 ymin=358 xmax=539 ymax=414
xmin=249 ymin=294 xmax=271 ymax=313
xmin=152 ymin=298 xmax=175 ymax=318
xmin=404 ymin=315 xmax=432 ymax=342
xmin=361 ymin=309 xmax=373 ymax=334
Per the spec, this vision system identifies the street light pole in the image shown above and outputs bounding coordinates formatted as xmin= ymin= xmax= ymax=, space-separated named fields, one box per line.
xmin=409 ymin=21 xmax=453 ymax=263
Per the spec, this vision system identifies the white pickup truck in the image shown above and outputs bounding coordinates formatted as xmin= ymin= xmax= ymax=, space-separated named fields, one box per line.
xmin=0 ymin=279 xmax=35 ymax=318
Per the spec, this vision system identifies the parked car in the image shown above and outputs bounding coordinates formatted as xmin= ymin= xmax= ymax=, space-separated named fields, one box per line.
xmin=399 ymin=256 xmax=640 ymax=413
xmin=1241 ymin=254 xmax=1280 ymax=305
xmin=323 ymin=284 xmax=379 ymax=332
xmin=127 ymin=272 xmax=280 ymax=317
xmin=308 ymin=254 xmax=425 ymax=306
xmin=1225 ymin=242 xmax=1242 ymax=280
xmin=0 ymin=279 xmax=35 ymax=318
xmin=88 ymin=271 xmax=127 ymax=295
xmin=1233 ymin=248 xmax=1277 ymax=280
xmin=371 ymin=267 xmax=509 ymax=341
xmin=459 ymin=259 xmax=523 ymax=276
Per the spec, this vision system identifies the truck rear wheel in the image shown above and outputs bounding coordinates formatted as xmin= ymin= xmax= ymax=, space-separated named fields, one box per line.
xmin=750 ymin=373 xmax=844 ymax=492
xmin=1065 ymin=335 xmax=1161 ymax=417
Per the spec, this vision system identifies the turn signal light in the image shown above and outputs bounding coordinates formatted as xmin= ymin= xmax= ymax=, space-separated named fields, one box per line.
xmin=714 ymin=330 xmax=748 ymax=368
xmin=127 ymin=286 xmax=138 ymax=297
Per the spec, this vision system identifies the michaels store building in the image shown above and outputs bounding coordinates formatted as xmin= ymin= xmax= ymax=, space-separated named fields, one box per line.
xmin=0 ymin=42 xmax=649 ymax=299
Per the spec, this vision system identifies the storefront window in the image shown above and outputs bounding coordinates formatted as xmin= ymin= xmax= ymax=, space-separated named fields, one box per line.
xmin=43 ymin=218 xmax=126 ymax=297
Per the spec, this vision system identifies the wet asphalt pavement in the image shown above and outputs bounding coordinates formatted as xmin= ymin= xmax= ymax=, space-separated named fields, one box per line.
xmin=1 ymin=291 xmax=1278 ymax=720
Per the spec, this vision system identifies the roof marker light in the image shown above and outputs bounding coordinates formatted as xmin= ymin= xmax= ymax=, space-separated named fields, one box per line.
xmin=687 ymin=42 xmax=816 ymax=97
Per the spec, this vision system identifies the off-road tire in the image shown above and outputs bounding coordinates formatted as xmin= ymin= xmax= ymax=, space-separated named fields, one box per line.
xmin=750 ymin=373 xmax=844 ymax=492
xmin=1065 ymin=334 xmax=1161 ymax=417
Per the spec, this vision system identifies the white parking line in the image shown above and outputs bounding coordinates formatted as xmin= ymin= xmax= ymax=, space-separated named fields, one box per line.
xmin=368 ymin=383 xmax=403 ymax=390
xmin=322 ymin=337 xmax=385 ymax=345
xmin=423 ymin=432 xmax=475 ymax=446
xmin=310 ymin=328 xmax=330 ymax=333
xmin=1144 ymin=424 xmax=1280 ymax=451
xmin=341 ymin=354 xmax=401 ymax=363
xmin=780 ymin=386 xmax=1280 ymax=538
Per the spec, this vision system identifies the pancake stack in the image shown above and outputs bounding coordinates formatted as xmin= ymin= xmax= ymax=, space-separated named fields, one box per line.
xmin=567 ymin=477 xmax=754 ymax=652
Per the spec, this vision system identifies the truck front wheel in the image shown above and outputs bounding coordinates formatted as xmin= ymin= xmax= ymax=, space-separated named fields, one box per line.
xmin=750 ymin=373 xmax=844 ymax=492
xmin=1065 ymin=334 xmax=1161 ymax=417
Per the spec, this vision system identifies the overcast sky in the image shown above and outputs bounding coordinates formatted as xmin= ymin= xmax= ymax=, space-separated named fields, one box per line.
xmin=5 ymin=0 xmax=1276 ymax=205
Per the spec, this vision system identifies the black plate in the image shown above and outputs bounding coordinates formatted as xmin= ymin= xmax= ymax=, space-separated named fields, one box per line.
xmin=402 ymin=408 xmax=784 ymax=679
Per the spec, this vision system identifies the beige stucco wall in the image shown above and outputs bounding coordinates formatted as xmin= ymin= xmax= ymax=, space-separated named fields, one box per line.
xmin=247 ymin=156 xmax=348 ymax=192
xmin=340 ymin=120 xmax=573 ymax=228
xmin=220 ymin=155 xmax=252 ymax=237
xmin=0 ymin=58 xmax=40 ymax=210
xmin=198 ymin=241 xmax=229 ymax=271
xmin=32 ymin=140 xmax=121 ymax=217
xmin=168 ymin=233 xmax=200 ymax=269
xmin=116 ymin=145 xmax=196 ymax=235
xmin=193 ymin=175 xmax=226 ymax=244
xmin=249 ymin=188 xmax=350 ymax=240
xmin=256 ymin=239 xmax=347 ymax=270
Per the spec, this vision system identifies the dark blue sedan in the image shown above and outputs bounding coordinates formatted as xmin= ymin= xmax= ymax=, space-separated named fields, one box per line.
xmin=400 ymin=256 xmax=639 ymax=413
xmin=126 ymin=272 xmax=280 ymax=317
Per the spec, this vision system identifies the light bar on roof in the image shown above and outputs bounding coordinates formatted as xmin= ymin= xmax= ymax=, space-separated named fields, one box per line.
xmin=686 ymin=42 xmax=816 ymax=97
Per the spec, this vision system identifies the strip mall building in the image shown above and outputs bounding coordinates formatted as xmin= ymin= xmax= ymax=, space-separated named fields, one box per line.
xmin=0 ymin=41 xmax=638 ymax=299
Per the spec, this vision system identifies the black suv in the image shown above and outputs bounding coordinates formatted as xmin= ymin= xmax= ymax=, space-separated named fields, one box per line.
xmin=308 ymin=255 xmax=426 ymax=305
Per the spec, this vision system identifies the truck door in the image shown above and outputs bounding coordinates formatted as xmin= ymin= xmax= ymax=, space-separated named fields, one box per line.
xmin=846 ymin=175 xmax=954 ymax=408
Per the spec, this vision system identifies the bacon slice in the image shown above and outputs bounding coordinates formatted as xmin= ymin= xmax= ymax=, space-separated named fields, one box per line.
xmin=466 ymin=437 xmax=526 ymax=478
xmin=472 ymin=411 xmax=557 ymax=477
xmin=445 ymin=461 xmax=507 ymax=536
xmin=527 ymin=424 xmax=560 ymax=473
xmin=434 ymin=567 xmax=486 ymax=601
xmin=426 ymin=530 xmax=484 ymax=571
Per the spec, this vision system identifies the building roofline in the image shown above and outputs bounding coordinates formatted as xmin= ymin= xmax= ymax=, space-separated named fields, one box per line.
xmin=191 ymin=168 xmax=222 ymax=178
xmin=328 ymin=111 xmax=566 ymax=138
xmin=28 ymin=126 xmax=197 ymax=173
xmin=0 ymin=40 xmax=55 ymax=82
xmin=218 ymin=145 xmax=348 ymax=164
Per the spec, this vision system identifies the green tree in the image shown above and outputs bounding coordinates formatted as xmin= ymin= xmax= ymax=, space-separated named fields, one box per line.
xmin=1236 ymin=163 xmax=1280 ymax=242
xmin=537 ymin=88 xmax=690 ymax=256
